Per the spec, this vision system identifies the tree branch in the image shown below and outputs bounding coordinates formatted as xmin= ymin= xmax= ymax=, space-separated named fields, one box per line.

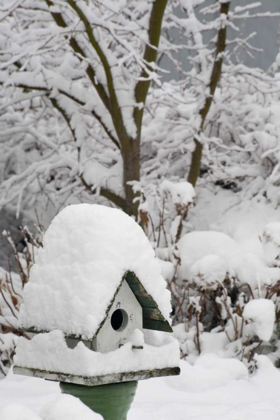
xmin=46 ymin=0 xmax=111 ymax=112
xmin=66 ymin=0 xmax=129 ymax=146
xmin=49 ymin=96 xmax=120 ymax=150
xmin=188 ymin=1 xmax=231 ymax=187
xmin=49 ymin=98 xmax=125 ymax=209
xmin=133 ymin=0 xmax=168 ymax=138
xmin=80 ymin=174 xmax=128 ymax=213
xmin=0 ymin=75 xmax=120 ymax=149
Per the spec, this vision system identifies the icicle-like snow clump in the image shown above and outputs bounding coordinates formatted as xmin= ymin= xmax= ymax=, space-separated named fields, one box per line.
xmin=243 ymin=299 xmax=275 ymax=341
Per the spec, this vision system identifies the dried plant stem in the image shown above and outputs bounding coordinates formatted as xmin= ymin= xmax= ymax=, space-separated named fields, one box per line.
xmin=195 ymin=311 xmax=201 ymax=355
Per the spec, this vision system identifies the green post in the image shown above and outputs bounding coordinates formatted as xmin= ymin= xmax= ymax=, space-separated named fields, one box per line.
xmin=60 ymin=381 xmax=138 ymax=420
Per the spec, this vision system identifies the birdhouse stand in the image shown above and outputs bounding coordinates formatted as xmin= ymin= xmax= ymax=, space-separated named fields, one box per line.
xmin=13 ymin=204 xmax=180 ymax=388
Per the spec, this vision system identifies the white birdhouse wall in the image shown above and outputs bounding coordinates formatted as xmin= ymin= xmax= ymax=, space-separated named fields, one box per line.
xmin=93 ymin=280 xmax=143 ymax=353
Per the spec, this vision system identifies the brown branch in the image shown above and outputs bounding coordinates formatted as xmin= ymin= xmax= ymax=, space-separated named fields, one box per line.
xmin=188 ymin=1 xmax=231 ymax=186
xmin=50 ymin=97 xmax=124 ymax=210
xmin=175 ymin=204 xmax=191 ymax=243
xmin=0 ymin=288 xmax=18 ymax=320
xmin=80 ymin=174 xmax=128 ymax=213
xmin=46 ymin=0 xmax=126 ymax=152
xmin=49 ymin=96 xmax=120 ymax=150
xmin=46 ymin=0 xmax=111 ymax=112
xmin=15 ymin=82 xmax=84 ymax=109
xmin=4 ymin=233 xmax=28 ymax=286
xmin=133 ymin=0 xmax=168 ymax=139
xmin=195 ymin=311 xmax=201 ymax=354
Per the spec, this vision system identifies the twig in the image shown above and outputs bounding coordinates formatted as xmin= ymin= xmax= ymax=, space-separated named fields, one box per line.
xmin=195 ymin=311 xmax=201 ymax=355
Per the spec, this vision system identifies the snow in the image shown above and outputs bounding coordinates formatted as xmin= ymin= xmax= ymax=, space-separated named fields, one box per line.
xmin=14 ymin=330 xmax=179 ymax=377
xmin=19 ymin=204 xmax=172 ymax=338
xmin=40 ymin=395 xmax=102 ymax=420
xmin=185 ymin=187 xmax=280 ymax=290
xmin=0 ymin=403 xmax=41 ymax=420
xmin=167 ymin=355 xmax=248 ymax=393
xmin=177 ymin=230 xmax=240 ymax=281
xmin=0 ymin=396 xmax=102 ymax=420
xmin=200 ymin=331 xmax=229 ymax=355
xmin=188 ymin=254 xmax=228 ymax=286
xmin=262 ymin=223 xmax=280 ymax=266
xmin=130 ymin=329 xmax=145 ymax=347
xmin=82 ymin=159 xmax=123 ymax=197
xmin=1 ymin=2 xmax=280 ymax=418
xmin=160 ymin=180 xmax=195 ymax=208
xmin=3 ymin=355 xmax=280 ymax=420
xmin=236 ymin=252 xmax=279 ymax=290
xmin=157 ymin=259 xmax=175 ymax=282
xmin=243 ymin=299 xmax=275 ymax=341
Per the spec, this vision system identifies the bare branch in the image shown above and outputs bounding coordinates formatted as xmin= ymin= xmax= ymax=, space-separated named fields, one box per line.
xmin=80 ymin=174 xmax=129 ymax=213
xmin=188 ymin=1 xmax=231 ymax=186
xmin=133 ymin=0 xmax=168 ymax=137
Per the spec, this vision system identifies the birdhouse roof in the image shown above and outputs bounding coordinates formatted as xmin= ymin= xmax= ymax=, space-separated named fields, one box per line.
xmin=19 ymin=204 xmax=172 ymax=339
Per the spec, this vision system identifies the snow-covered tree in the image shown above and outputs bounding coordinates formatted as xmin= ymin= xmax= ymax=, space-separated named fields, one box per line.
xmin=1 ymin=0 xmax=277 ymax=220
xmin=0 ymin=0 xmax=172 ymax=217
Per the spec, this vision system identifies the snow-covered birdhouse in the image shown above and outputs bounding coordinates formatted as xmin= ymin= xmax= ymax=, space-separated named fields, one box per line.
xmin=14 ymin=204 xmax=180 ymax=386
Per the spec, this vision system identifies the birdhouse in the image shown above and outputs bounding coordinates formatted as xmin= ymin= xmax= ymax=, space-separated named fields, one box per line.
xmin=14 ymin=204 xmax=180 ymax=386
xmin=62 ymin=269 xmax=173 ymax=355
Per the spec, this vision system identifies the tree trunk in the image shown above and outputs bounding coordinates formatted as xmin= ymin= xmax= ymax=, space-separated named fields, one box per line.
xmin=187 ymin=139 xmax=203 ymax=187
xmin=122 ymin=139 xmax=141 ymax=218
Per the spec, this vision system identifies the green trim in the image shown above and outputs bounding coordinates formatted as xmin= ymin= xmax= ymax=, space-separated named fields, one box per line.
xmin=124 ymin=271 xmax=173 ymax=333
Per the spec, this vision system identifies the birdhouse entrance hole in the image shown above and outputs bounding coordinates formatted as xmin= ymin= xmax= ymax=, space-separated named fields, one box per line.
xmin=111 ymin=309 xmax=128 ymax=331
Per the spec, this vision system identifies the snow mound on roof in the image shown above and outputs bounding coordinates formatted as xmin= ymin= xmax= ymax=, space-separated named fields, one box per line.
xmin=19 ymin=204 xmax=171 ymax=339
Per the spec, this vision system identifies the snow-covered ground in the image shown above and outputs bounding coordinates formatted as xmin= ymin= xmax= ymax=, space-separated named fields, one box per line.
xmin=2 ymin=355 xmax=280 ymax=420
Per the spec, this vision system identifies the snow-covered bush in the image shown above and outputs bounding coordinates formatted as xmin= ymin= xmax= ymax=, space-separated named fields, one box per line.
xmin=137 ymin=179 xmax=195 ymax=247
xmin=0 ymin=267 xmax=21 ymax=377
xmin=0 ymin=227 xmax=43 ymax=377
xmin=201 ymin=67 xmax=280 ymax=198
xmin=169 ymin=221 xmax=280 ymax=368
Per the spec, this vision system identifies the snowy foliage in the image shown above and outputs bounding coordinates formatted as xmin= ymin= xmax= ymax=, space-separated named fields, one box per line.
xmin=0 ymin=0 xmax=276 ymax=217
xmin=0 ymin=267 xmax=21 ymax=377
xmin=0 ymin=227 xmax=42 ymax=377
xmin=243 ymin=299 xmax=275 ymax=342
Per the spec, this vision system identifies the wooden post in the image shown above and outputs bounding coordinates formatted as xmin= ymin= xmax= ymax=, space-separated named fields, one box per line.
xmin=60 ymin=381 xmax=138 ymax=420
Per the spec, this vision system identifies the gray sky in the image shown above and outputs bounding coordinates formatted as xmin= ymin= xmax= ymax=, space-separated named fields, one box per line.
xmin=161 ymin=0 xmax=280 ymax=81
